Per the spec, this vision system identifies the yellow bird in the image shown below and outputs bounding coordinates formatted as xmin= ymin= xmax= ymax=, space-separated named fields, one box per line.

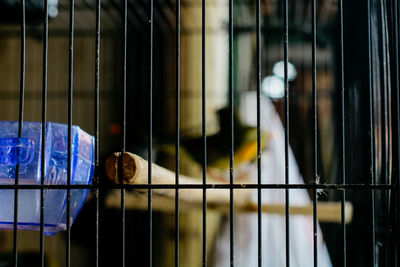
xmin=164 ymin=107 xmax=270 ymax=173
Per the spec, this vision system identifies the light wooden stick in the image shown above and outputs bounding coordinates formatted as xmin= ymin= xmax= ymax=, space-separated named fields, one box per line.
xmin=105 ymin=152 xmax=251 ymax=206
xmin=105 ymin=152 xmax=353 ymax=223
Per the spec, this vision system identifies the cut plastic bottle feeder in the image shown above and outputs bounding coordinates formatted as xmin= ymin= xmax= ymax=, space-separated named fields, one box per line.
xmin=0 ymin=121 xmax=94 ymax=235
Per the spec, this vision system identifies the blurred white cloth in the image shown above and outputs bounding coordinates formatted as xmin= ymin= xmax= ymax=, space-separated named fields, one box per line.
xmin=211 ymin=93 xmax=332 ymax=267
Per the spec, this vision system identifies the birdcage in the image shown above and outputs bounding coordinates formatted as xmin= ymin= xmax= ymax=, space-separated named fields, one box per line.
xmin=0 ymin=0 xmax=398 ymax=266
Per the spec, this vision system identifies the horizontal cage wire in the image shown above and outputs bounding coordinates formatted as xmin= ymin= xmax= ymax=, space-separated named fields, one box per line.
xmin=0 ymin=0 xmax=398 ymax=266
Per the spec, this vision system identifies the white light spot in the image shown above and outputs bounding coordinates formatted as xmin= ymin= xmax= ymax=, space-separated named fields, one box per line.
xmin=262 ymin=76 xmax=285 ymax=99
xmin=272 ymin=61 xmax=297 ymax=81
xmin=49 ymin=6 xmax=59 ymax=18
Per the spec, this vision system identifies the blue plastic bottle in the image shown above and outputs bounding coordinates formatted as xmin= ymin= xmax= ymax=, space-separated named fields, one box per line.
xmin=0 ymin=121 xmax=94 ymax=235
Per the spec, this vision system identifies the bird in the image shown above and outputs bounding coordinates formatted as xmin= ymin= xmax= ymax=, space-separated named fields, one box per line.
xmin=159 ymin=107 xmax=270 ymax=178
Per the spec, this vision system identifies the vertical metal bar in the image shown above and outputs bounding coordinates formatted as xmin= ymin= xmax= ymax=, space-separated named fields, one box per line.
xmin=255 ymin=0 xmax=262 ymax=264
xmin=120 ymin=172 xmax=126 ymax=267
xmin=121 ymin=0 xmax=128 ymax=264
xmin=393 ymin=0 xmax=400 ymax=264
xmin=381 ymin=1 xmax=394 ymax=266
xmin=397 ymin=0 xmax=400 ymax=259
xmin=66 ymin=0 xmax=75 ymax=265
xmin=367 ymin=0 xmax=376 ymax=265
xmin=40 ymin=0 xmax=49 ymax=265
xmin=175 ymin=0 xmax=180 ymax=265
xmin=382 ymin=29 xmax=392 ymax=267
xmin=338 ymin=0 xmax=346 ymax=266
xmin=13 ymin=0 xmax=26 ymax=265
xmin=148 ymin=0 xmax=154 ymax=263
xmin=201 ymin=0 xmax=207 ymax=265
xmin=283 ymin=0 xmax=290 ymax=265
xmin=311 ymin=0 xmax=318 ymax=266
xmin=94 ymin=0 xmax=101 ymax=265
xmin=228 ymin=0 xmax=234 ymax=264
xmin=122 ymin=0 xmax=127 ymax=152
xmin=379 ymin=3 xmax=390 ymax=265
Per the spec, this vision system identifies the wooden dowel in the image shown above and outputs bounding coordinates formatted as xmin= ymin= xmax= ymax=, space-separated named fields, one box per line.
xmin=242 ymin=201 xmax=353 ymax=223
xmin=105 ymin=152 xmax=252 ymax=205
xmin=105 ymin=152 xmax=353 ymax=223
xmin=105 ymin=191 xmax=353 ymax=223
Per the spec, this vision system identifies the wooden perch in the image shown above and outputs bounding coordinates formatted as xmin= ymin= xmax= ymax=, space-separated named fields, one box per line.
xmin=105 ymin=152 xmax=353 ymax=223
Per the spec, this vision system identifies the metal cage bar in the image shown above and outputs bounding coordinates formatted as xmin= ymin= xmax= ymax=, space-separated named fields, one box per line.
xmin=393 ymin=0 xmax=400 ymax=264
xmin=228 ymin=0 xmax=235 ymax=264
xmin=0 ymin=183 xmax=397 ymax=190
xmin=148 ymin=0 xmax=154 ymax=264
xmin=40 ymin=0 xmax=49 ymax=266
xmin=311 ymin=0 xmax=318 ymax=265
xmin=94 ymin=0 xmax=101 ymax=266
xmin=121 ymin=0 xmax=128 ymax=264
xmin=201 ymin=0 xmax=207 ymax=265
xmin=13 ymin=0 xmax=26 ymax=265
xmin=256 ymin=0 xmax=262 ymax=265
xmin=175 ymin=0 xmax=181 ymax=265
xmin=283 ymin=0 xmax=290 ymax=265
xmin=66 ymin=0 xmax=75 ymax=265
xmin=338 ymin=0 xmax=347 ymax=265
xmin=2 ymin=0 xmax=400 ymax=266
xmin=367 ymin=0 xmax=376 ymax=266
